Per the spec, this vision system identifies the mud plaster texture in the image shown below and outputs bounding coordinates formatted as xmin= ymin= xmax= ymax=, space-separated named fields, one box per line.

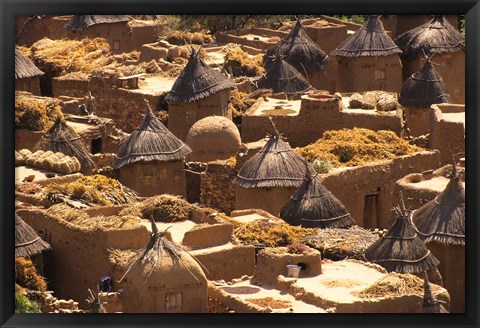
xmin=241 ymin=95 xmax=401 ymax=147
xmin=16 ymin=77 xmax=42 ymax=96
xmin=16 ymin=208 xmax=149 ymax=309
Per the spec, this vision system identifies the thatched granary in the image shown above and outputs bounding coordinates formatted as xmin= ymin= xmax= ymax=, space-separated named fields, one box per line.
xmin=116 ymin=219 xmax=207 ymax=313
xmin=34 ymin=117 xmax=96 ymax=174
xmin=15 ymin=48 xmax=44 ymax=95
xmin=233 ymin=128 xmax=307 ymax=215
xmin=395 ymin=15 xmax=465 ymax=104
xmin=166 ymin=48 xmax=236 ymax=141
xmin=65 ymin=15 xmax=129 ymax=30
xmin=331 ymin=15 xmax=403 ymax=93
xmin=279 ymin=165 xmax=355 ymax=229
xmin=264 ymin=20 xmax=329 ymax=89
xmin=422 ymin=274 xmax=449 ymax=313
xmin=185 ymin=116 xmax=241 ymax=163
xmin=412 ymin=161 xmax=465 ymax=312
xmin=399 ymin=59 xmax=450 ymax=137
xmin=363 ymin=201 xmax=439 ymax=274
xmin=112 ymin=100 xmax=191 ymax=197
xmin=15 ymin=213 xmax=51 ymax=258
xmin=256 ymin=54 xmax=312 ymax=96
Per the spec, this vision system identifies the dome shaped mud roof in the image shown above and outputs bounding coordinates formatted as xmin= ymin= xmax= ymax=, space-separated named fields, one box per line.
xmin=186 ymin=116 xmax=241 ymax=162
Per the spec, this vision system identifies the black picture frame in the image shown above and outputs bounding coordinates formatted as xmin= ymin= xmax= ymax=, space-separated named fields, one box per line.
xmin=1 ymin=1 xmax=479 ymax=327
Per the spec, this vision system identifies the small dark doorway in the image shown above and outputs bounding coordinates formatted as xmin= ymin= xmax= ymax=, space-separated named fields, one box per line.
xmin=363 ymin=194 xmax=379 ymax=229
xmin=91 ymin=137 xmax=102 ymax=154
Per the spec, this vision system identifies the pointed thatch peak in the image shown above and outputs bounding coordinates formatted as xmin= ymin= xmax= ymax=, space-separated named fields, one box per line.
xmin=15 ymin=48 xmax=44 ymax=79
xmin=15 ymin=213 xmax=51 ymax=258
xmin=412 ymin=160 xmax=465 ymax=246
xmin=165 ymin=47 xmax=236 ymax=103
xmin=279 ymin=161 xmax=355 ymax=229
xmin=422 ymin=273 xmax=449 ymax=313
xmin=331 ymin=15 xmax=401 ymax=57
xmin=65 ymin=15 xmax=129 ymax=30
xmin=398 ymin=59 xmax=450 ymax=108
xmin=34 ymin=116 xmax=96 ymax=173
xmin=256 ymin=53 xmax=311 ymax=95
xmin=364 ymin=195 xmax=439 ymax=273
xmin=112 ymin=100 xmax=191 ymax=169
xmin=233 ymin=130 xmax=306 ymax=188
xmin=264 ymin=19 xmax=329 ymax=73
xmin=395 ymin=15 xmax=465 ymax=60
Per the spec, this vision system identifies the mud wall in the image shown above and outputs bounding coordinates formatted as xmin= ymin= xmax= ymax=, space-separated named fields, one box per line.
xmin=15 ymin=77 xmax=41 ymax=96
xmin=403 ymin=52 xmax=465 ymax=104
xmin=241 ymin=97 xmax=401 ymax=147
xmin=235 ymin=186 xmax=298 ymax=216
xmin=168 ymin=90 xmax=232 ymax=141
xmin=52 ymin=77 xmax=90 ymax=98
xmin=335 ymin=55 xmax=403 ymax=93
xmin=118 ymin=160 xmax=186 ymax=198
xmin=16 ymin=209 xmax=149 ymax=308
xmin=321 ymin=151 xmax=441 ymax=229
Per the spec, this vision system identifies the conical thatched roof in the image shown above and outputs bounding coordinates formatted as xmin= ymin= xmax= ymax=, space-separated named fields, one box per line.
xmin=34 ymin=117 xmax=96 ymax=173
xmin=264 ymin=20 xmax=329 ymax=73
xmin=398 ymin=59 xmax=450 ymax=108
xmin=279 ymin=165 xmax=355 ymax=228
xmin=15 ymin=48 xmax=44 ymax=79
xmin=65 ymin=15 xmax=129 ymax=30
xmin=364 ymin=198 xmax=439 ymax=273
xmin=256 ymin=54 xmax=311 ymax=95
xmin=15 ymin=213 xmax=51 ymax=258
xmin=412 ymin=162 xmax=465 ymax=246
xmin=422 ymin=274 xmax=449 ymax=313
xmin=395 ymin=15 xmax=465 ymax=61
xmin=233 ymin=127 xmax=306 ymax=188
xmin=165 ymin=48 xmax=236 ymax=103
xmin=112 ymin=100 xmax=191 ymax=169
xmin=331 ymin=15 xmax=401 ymax=57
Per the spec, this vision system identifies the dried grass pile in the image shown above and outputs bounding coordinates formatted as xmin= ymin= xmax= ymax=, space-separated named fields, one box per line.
xmin=16 ymin=182 xmax=42 ymax=195
xmin=165 ymin=31 xmax=213 ymax=45
xmin=222 ymin=44 xmax=264 ymax=77
xmin=354 ymin=272 xmax=424 ymax=298
xmin=47 ymin=204 xmax=141 ymax=230
xmin=119 ymin=194 xmax=193 ymax=222
xmin=30 ymin=37 xmax=112 ymax=76
xmin=246 ymin=297 xmax=291 ymax=309
xmin=233 ymin=219 xmax=317 ymax=247
xmin=230 ymin=90 xmax=256 ymax=118
xmin=303 ymin=226 xmax=378 ymax=260
xmin=15 ymin=257 xmax=47 ymax=292
xmin=45 ymin=175 xmax=139 ymax=207
xmin=296 ymin=128 xmax=422 ymax=167
xmin=15 ymin=92 xmax=63 ymax=131
xmin=20 ymin=149 xmax=81 ymax=174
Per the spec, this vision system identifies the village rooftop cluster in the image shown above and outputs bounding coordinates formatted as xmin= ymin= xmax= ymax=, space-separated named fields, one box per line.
xmin=14 ymin=14 xmax=465 ymax=314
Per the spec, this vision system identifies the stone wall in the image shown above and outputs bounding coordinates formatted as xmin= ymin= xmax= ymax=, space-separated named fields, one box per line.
xmin=89 ymin=74 xmax=165 ymax=133
xmin=241 ymin=95 xmax=402 ymax=147
xmin=199 ymin=162 xmax=237 ymax=215
xmin=52 ymin=76 xmax=90 ymax=98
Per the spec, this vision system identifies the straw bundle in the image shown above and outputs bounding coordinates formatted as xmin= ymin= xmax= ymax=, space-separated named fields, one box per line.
xmin=233 ymin=128 xmax=307 ymax=188
xmin=395 ymin=15 xmax=465 ymax=60
xmin=112 ymin=100 xmax=191 ymax=169
xmin=15 ymin=213 xmax=51 ymax=258
xmin=15 ymin=47 xmax=44 ymax=79
xmin=280 ymin=164 xmax=355 ymax=229
xmin=256 ymin=53 xmax=311 ymax=95
xmin=331 ymin=15 xmax=401 ymax=58
xmin=412 ymin=162 xmax=465 ymax=246
xmin=34 ymin=117 xmax=96 ymax=173
xmin=364 ymin=199 xmax=439 ymax=274
xmin=265 ymin=20 xmax=329 ymax=74
xmin=399 ymin=59 xmax=450 ymax=108
xmin=165 ymin=47 xmax=236 ymax=103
